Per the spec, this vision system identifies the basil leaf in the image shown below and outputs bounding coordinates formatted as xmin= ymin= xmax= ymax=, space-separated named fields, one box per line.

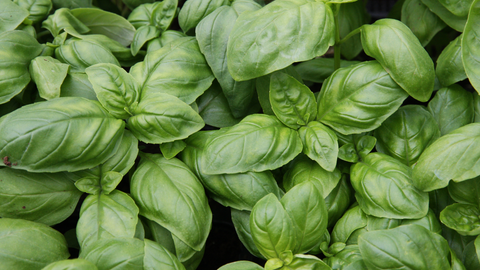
xmin=178 ymin=0 xmax=227 ymax=34
xmin=401 ymin=0 xmax=446 ymax=46
xmin=0 ymin=168 xmax=82 ymax=226
xmin=440 ymin=203 xmax=480 ymax=236
xmin=131 ymin=25 xmax=161 ymax=56
xmin=317 ymin=61 xmax=408 ymax=135
xmin=60 ymin=72 xmax=97 ymax=100
xmin=250 ymin=193 xmax=297 ymax=259
xmin=439 ymin=0 xmax=473 ymax=17
xmin=448 ymin=176 xmax=480 ymax=206
xmin=412 ymin=123 xmax=480 ymax=191
xmin=130 ymin=37 xmax=214 ymax=104
xmin=202 ymin=114 xmax=303 ymax=174
xmin=29 ymin=56 xmax=70 ymax=100
xmin=52 ymin=0 xmax=92 ymax=9
xmin=0 ymin=97 xmax=125 ymax=172
xmin=358 ymin=225 xmax=451 ymax=269
xmin=294 ymin=58 xmax=360 ymax=84
xmin=227 ymin=0 xmax=334 ymax=81
xmin=127 ymin=92 xmax=204 ymax=144
xmin=331 ymin=205 xmax=368 ymax=244
xmin=42 ymin=259 xmax=98 ymax=270
xmin=0 ymin=0 xmax=29 ymax=33
xmin=420 ymin=0 xmax=467 ymax=31
xmin=338 ymin=1 xmax=370 ymax=59
xmin=298 ymin=121 xmax=338 ymax=171
xmin=42 ymin=8 xmax=90 ymax=37
xmin=160 ymin=140 xmax=187 ymax=160
xmin=219 ymin=261 xmax=264 ymax=270
xmin=147 ymin=30 xmax=187 ymax=53
xmin=127 ymin=2 xmax=162 ymax=29
xmin=0 ymin=218 xmax=70 ymax=269
xmin=0 ymin=30 xmax=44 ymax=105
xmin=351 ymin=152 xmax=429 ymax=219
xmin=462 ymin=0 xmax=480 ymax=95
xmin=436 ymin=35 xmax=467 ymax=87
xmin=130 ymin=153 xmax=212 ymax=251
xmin=76 ymin=190 xmax=139 ymax=250
xmin=196 ymin=2 xmax=261 ymax=118
xmin=375 ymin=105 xmax=440 ymax=166
xmin=428 ymin=85 xmax=474 ymax=135
xmin=325 ymin=175 xmax=354 ymax=228
xmin=361 ymin=19 xmax=435 ymax=102
xmin=14 ymin=0 xmax=52 ymax=24
xmin=85 ymin=63 xmax=140 ymax=119
xmin=70 ymin=8 xmax=136 ymax=47
xmin=231 ymin=209 xmax=265 ymax=259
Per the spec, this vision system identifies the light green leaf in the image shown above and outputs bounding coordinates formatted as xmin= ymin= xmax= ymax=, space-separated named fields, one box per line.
xmin=60 ymin=72 xmax=97 ymax=100
xmin=41 ymin=259 xmax=98 ymax=270
xmin=0 ymin=97 xmax=125 ymax=172
xmin=160 ymin=140 xmax=187 ymax=159
xmin=401 ymin=0 xmax=446 ymax=46
xmin=331 ymin=205 xmax=368 ymax=244
xmin=351 ymin=152 xmax=429 ymax=219
xmin=130 ymin=37 xmax=214 ymax=104
xmin=462 ymin=0 xmax=480 ymax=95
xmin=441 ymin=203 xmax=480 ymax=236
xmin=147 ymin=30 xmax=187 ymax=53
xmin=412 ymin=123 xmax=480 ymax=191
xmin=130 ymin=153 xmax=212 ymax=251
xmin=317 ymin=61 xmax=408 ymax=135
xmin=439 ymin=0 xmax=473 ymax=17
xmin=202 ymin=114 xmax=303 ymax=174
xmin=76 ymin=190 xmax=139 ymax=250
xmin=287 ymin=254 xmax=331 ymax=269
xmin=127 ymin=2 xmax=162 ymax=29
xmin=30 ymin=56 xmax=70 ymax=100
xmin=42 ymin=8 xmax=90 ymax=37
xmin=437 ymin=35 xmax=466 ymax=87
xmin=338 ymin=143 xmax=359 ymax=163
xmin=298 ymin=121 xmax=338 ymax=171
xmin=131 ymin=25 xmax=161 ymax=56
xmin=178 ymin=0 xmax=227 ymax=34
xmin=361 ymin=19 xmax=435 ymax=102
xmin=218 ymin=261 xmax=264 ymax=270
xmin=420 ymin=0 xmax=467 ymax=31
xmin=227 ymin=0 xmax=335 ymax=81
xmin=0 ymin=0 xmax=29 ymax=33
xmin=14 ymin=0 xmax=52 ymax=24
xmin=0 ymin=168 xmax=82 ymax=226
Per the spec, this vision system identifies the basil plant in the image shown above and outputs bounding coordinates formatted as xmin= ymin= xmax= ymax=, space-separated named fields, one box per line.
xmin=1 ymin=0 xmax=480 ymax=269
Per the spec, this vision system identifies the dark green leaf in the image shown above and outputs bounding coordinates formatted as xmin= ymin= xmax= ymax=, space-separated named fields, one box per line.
xmin=441 ymin=203 xmax=480 ymax=236
xmin=401 ymin=0 xmax=446 ymax=46
xmin=196 ymin=81 xmax=241 ymax=128
xmin=448 ymin=176 xmax=480 ymax=206
xmin=462 ymin=0 xmax=480 ymax=95
xmin=436 ymin=35 xmax=467 ymax=87
xmin=294 ymin=58 xmax=360 ymax=84
xmin=338 ymin=1 xmax=370 ymax=59
xmin=420 ymin=0 xmax=467 ymax=31
xmin=439 ymin=0 xmax=473 ymax=17
xmin=231 ymin=209 xmax=265 ymax=259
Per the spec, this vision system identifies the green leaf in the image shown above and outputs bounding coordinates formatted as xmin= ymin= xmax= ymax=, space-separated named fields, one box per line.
xmin=462 ymin=0 xmax=480 ymax=95
xmin=178 ymin=0 xmax=227 ymax=34
xmin=375 ymin=105 xmax=440 ymax=166
xmin=436 ymin=35 xmax=467 ymax=87
xmin=76 ymin=190 xmax=139 ymax=250
xmin=130 ymin=37 xmax=214 ymax=104
xmin=317 ymin=61 xmax=408 ymax=135
xmin=401 ymin=0 xmax=446 ymax=46
xmin=281 ymin=181 xmax=328 ymax=254
xmin=439 ymin=0 xmax=473 ymax=17
xmin=331 ymin=205 xmax=368 ymax=244
xmin=127 ymin=92 xmax=204 ymax=144
xmin=338 ymin=143 xmax=359 ymax=163
xmin=60 ymin=72 xmax=97 ymax=100
xmin=127 ymin=2 xmax=163 ymax=29
xmin=448 ymin=176 xmax=480 ymax=206
xmin=160 ymin=140 xmax=187 ymax=159
xmin=351 ymin=152 xmax=429 ymax=219
xmin=0 ymin=30 xmax=44 ymax=105
xmin=55 ymin=40 xmax=120 ymax=73
xmin=338 ymin=1 xmax=370 ymax=59
xmin=0 ymin=97 xmax=125 ymax=172
xmin=361 ymin=19 xmax=435 ymax=102
xmin=227 ymin=0 xmax=335 ymax=81
xmin=250 ymin=193 xmax=297 ymax=259
xmin=70 ymin=8 xmax=136 ymax=47
xmin=287 ymin=254 xmax=331 ymax=269
xmin=325 ymin=175 xmax=354 ymax=228
xmin=0 ymin=168 xmax=82 ymax=226
xmin=231 ymin=209 xmax=265 ymax=259
xmin=218 ymin=261 xmax=264 ymax=270
xmin=0 ymin=218 xmax=70 ymax=269
xmin=196 ymin=3 xmax=261 ymax=118
xmin=202 ymin=114 xmax=303 ymax=174
xmin=412 ymin=123 xmax=480 ymax=191
xmin=420 ymin=0 xmax=467 ymax=31
xmin=130 ymin=153 xmax=212 ymax=251
xmin=269 ymin=72 xmax=317 ymax=129
xmin=440 ymin=203 xmax=480 ymax=236
xmin=42 ymin=8 xmax=90 ymax=37
xmin=358 ymin=224 xmax=451 ymax=269
xmin=41 ymin=259 xmax=98 ymax=270
xmin=30 ymin=56 xmax=70 ymax=100
xmin=52 ymin=0 xmax=92 ymax=9
xmin=475 ymin=94 xmax=480 ymax=122
xmin=0 ymin=0 xmax=29 ymax=33
xmin=147 ymin=30 xmax=187 ymax=53
xmin=85 ymin=63 xmax=140 ymax=119
xmin=282 ymin=154 xmax=342 ymax=197
xmin=131 ymin=25 xmax=161 ymax=56
xmin=294 ymin=58 xmax=360 ymax=84
xmin=428 ymin=85 xmax=474 ymax=135
xmin=14 ymin=0 xmax=52 ymax=24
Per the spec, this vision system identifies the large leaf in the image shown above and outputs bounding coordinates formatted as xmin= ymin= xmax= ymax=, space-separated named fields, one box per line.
xmin=462 ymin=0 xmax=480 ymax=95
xmin=130 ymin=153 xmax=212 ymax=251
xmin=374 ymin=105 xmax=440 ymax=166
xmin=420 ymin=0 xmax=467 ymax=31
xmin=401 ymin=0 xmax=446 ymax=46
xmin=0 ymin=218 xmax=70 ymax=269
xmin=436 ymin=35 xmax=467 ymax=87
xmin=0 ymin=97 xmax=125 ymax=172
xmin=361 ymin=19 xmax=435 ymax=102
xmin=227 ymin=0 xmax=335 ymax=81
xmin=130 ymin=37 xmax=214 ymax=104
xmin=358 ymin=225 xmax=451 ymax=270
xmin=317 ymin=61 xmax=408 ymax=135
xmin=412 ymin=123 xmax=480 ymax=191
xmin=76 ymin=190 xmax=139 ymax=249
xmin=351 ymin=152 xmax=429 ymax=219
xmin=202 ymin=114 xmax=303 ymax=174
xmin=0 ymin=30 xmax=44 ymax=104
xmin=0 ymin=0 xmax=29 ymax=33
xmin=0 ymin=168 xmax=82 ymax=226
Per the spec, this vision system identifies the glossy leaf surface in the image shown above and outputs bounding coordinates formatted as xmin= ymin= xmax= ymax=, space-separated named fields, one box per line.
xmin=436 ymin=35 xmax=467 ymax=87
xmin=462 ymin=0 xmax=480 ymax=95
xmin=178 ymin=0 xmax=227 ymax=34
xmin=30 ymin=56 xmax=70 ymax=100
xmin=401 ymin=0 xmax=446 ymax=46
xmin=441 ymin=203 xmax=480 ymax=236
xmin=420 ymin=0 xmax=467 ymax=31
xmin=298 ymin=121 xmax=338 ymax=171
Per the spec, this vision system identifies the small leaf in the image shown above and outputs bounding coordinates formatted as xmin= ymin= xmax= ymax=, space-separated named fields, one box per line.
xmin=178 ymin=0 xmax=227 ymax=34
xmin=131 ymin=25 xmax=161 ymax=56
xmin=440 ymin=203 xmax=480 ymax=236
xmin=30 ymin=56 xmax=70 ymax=100
xmin=338 ymin=143 xmax=359 ymax=163
xmin=160 ymin=140 xmax=187 ymax=159
xmin=436 ymin=35 xmax=466 ymax=87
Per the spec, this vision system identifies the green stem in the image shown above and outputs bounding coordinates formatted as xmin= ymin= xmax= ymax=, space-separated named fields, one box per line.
xmin=333 ymin=10 xmax=341 ymax=71
xmin=337 ymin=26 xmax=362 ymax=45
xmin=36 ymin=30 xmax=51 ymax=39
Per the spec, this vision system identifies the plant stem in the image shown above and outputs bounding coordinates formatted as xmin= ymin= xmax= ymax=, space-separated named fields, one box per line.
xmin=333 ymin=9 xmax=341 ymax=71
xmin=36 ymin=30 xmax=51 ymax=39
xmin=338 ymin=27 xmax=362 ymax=45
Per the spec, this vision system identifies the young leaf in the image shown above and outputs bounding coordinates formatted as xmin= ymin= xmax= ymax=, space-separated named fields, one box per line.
xmin=130 ymin=25 xmax=161 ymax=56
xmin=29 ymin=56 xmax=70 ymax=100
xmin=227 ymin=0 xmax=335 ymax=81
xmin=401 ymin=0 xmax=446 ymax=46
xmin=375 ymin=105 xmax=441 ymax=166
xmin=151 ymin=0 xmax=178 ymax=32
xmin=0 ymin=97 xmax=125 ymax=172
xmin=85 ymin=63 xmax=140 ymax=119
xmin=351 ymin=152 xmax=429 ymax=219
xmin=412 ymin=123 xmax=480 ymax=191
xmin=127 ymin=2 xmax=163 ymax=29
xmin=42 ymin=8 xmax=90 ymax=37
xmin=218 ymin=261 xmax=264 ymax=270
xmin=317 ymin=61 xmax=408 ymax=135
xmin=361 ymin=19 xmax=435 ymax=102
xmin=202 ymin=114 xmax=303 ymax=174
xmin=0 ymin=0 xmax=29 ymax=33
xmin=178 ymin=0 xmax=227 ymax=34
xmin=160 ymin=140 xmax=187 ymax=160
xmin=436 ymin=35 xmax=467 ymax=87
xmin=14 ymin=0 xmax=52 ymax=24
xmin=298 ymin=122 xmax=338 ymax=171
xmin=440 ymin=203 xmax=480 ymax=236
xmin=462 ymin=0 xmax=480 ymax=95
xmin=338 ymin=1 xmax=370 ymax=59
xmin=420 ymin=0 xmax=467 ymax=31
